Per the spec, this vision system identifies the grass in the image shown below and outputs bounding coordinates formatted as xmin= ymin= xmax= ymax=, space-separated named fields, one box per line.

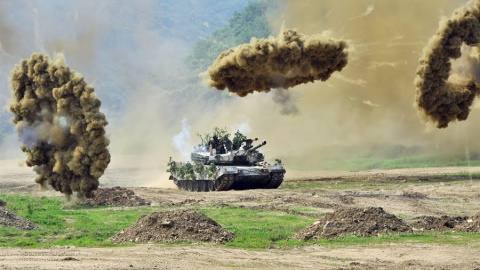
xmin=282 ymin=175 xmax=478 ymax=190
xmin=308 ymin=148 xmax=480 ymax=171
xmin=342 ymin=155 xmax=480 ymax=171
xmin=1 ymin=191 xmax=480 ymax=249
xmin=200 ymin=206 xmax=314 ymax=249
xmin=306 ymin=231 xmax=480 ymax=248
xmin=0 ymin=194 xmax=149 ymax=247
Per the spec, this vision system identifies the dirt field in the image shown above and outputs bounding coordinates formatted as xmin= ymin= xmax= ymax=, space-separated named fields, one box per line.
xmin=1 ymin=157 xmax=480 ymax=270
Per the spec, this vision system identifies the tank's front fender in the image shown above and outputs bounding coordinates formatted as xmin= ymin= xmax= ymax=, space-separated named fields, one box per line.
xmin=215 ymin=166 xmax=239 ymax=179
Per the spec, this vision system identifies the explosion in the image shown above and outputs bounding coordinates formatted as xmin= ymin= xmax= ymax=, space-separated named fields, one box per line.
xmin=203 ymin=29 xmax=348 ymax=97
xmin=9 ymin=53 xmax=110 ymax=198
xmin=415 ymin=0 xmax=480 ymax=128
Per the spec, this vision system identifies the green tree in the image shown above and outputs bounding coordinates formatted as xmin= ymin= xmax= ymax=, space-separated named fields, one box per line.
xmin=187 ymin=0 xmax=275 ymax=72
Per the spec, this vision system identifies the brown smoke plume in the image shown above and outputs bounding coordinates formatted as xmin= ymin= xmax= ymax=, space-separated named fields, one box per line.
xmin=415 ymin=0 xmax=480 ymax=128
xmin=202 ymin=29 xmax=348 ymax=97
xmin=9 ymin=53 xmax=110 ymax=198
xmin=272 ymin=88 xmax=299 ymax=115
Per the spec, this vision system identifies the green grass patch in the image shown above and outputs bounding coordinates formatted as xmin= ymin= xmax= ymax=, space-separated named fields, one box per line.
xmin=341 ymin=155 xmax=480 ymax=171
xmin=0 ymin=194 xmax=150 ymax=247
xmin=201 ymin=206 xmax=314 ymax=249
xmin=202 ymin=206 xmax=480 ymax=249
xmin=2 ymin=194 xmax=480 ymax=250
xmin=303 ymin=146 xmax=480 ymax=171
xmin=306 ymin=231 xmax=480 ymax=248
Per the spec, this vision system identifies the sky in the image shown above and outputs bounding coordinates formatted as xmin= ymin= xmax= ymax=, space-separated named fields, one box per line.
xmin=0 ymin=0 xmax=249 ymax=158
xmin=1 ymin=0 xmax=479 ymax=173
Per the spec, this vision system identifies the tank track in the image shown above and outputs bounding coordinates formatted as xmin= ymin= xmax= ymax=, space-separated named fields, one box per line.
xmin=173 ymin=173 xmax=284 ymax=192
xmin=173 ymin=175 xmax=235 ymax=192
xmin=265 ymin=172 xmax=284 ymax=189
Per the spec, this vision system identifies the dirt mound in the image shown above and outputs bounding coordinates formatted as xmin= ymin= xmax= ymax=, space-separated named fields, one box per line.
xmin=410 ymin=215 xmax=467 ymax=231
xmin=78 ymin=187 xmax=151 ymax=207
xmin=296 ymin=207 xmax=411 ymax=240
xmin=0 ymin=199 xmax=6 ymax=207
xmin=411 ymin=214 xmax=480 ymax=232
xmin=110 ymin=210 xmax=235 ymax=244
xmin=0 ymin=208 xmax=42 ymax=230
xmin=458 ymin=213 xmax=480 ymax=232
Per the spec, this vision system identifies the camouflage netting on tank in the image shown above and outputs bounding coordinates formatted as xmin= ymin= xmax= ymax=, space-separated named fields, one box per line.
xmin=9 ymin=53 xmax=110 ymax=198
xmin=110 ymin=210 xmax=235 ymax=244
xmin=415 ymin=0 xmax=480 ymax=128
xmin=203 ymin=29 xmax=348 ymax=97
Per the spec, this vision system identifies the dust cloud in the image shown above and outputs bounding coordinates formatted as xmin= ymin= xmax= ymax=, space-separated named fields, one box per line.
xmin=202 ymin=29 xmax=348 ymax=97
xmin=191 ymin=0 xmax=480 ymax=170
xmin=272 ymin=88 xmax=299 ymax=115
xmin=5 ymin=1 xmax=479 ymax=177
xmin=415 ymin=0 xmax=480 ymax=128
xmin=9 ymin=53 xmax=110 ymax=198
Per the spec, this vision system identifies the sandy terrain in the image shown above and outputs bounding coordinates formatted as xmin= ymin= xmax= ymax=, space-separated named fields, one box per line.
xmin=1 ymin=157 xmax=480 ymax=270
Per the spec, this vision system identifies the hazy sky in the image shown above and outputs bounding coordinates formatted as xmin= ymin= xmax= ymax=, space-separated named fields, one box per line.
xmin=2 ymin=0 xmax=479 ymax=171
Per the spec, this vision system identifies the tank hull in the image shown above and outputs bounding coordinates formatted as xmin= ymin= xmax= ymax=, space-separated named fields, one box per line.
xmin=169 ymin=163 xmax=285 ymax=192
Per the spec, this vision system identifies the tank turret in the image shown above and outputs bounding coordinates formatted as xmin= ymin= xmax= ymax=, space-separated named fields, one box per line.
xmin=167 ymin=128 xmax=285 ymax=192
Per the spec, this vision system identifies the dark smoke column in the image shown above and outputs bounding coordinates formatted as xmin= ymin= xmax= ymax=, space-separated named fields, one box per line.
xmin=415 ymin=0 xmax=480 ymax=128
xmin=9 ymin=53 xmax=111 ymax=198
xmin=203 ymin=29 xmax=349 ymax=97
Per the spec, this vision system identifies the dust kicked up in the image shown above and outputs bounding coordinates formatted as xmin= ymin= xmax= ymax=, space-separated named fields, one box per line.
xmin=415 ymin=0 xmax=480 ymax=128
xmin=9 ymin=53 xmax=110 ymax=198
xmin=202 ymin=29 xmax=348 ymax=97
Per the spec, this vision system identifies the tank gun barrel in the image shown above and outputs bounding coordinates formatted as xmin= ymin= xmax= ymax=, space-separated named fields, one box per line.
xmin=247 ymin=140 xmax=266 ymax=154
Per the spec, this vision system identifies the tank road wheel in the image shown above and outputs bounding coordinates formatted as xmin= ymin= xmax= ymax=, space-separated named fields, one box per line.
xmin=183 ymin=181 xmax=188 ymax=191
xmin=224 ymin=175 xmax=235 ymax=190
xmin=266 ymin=173 xmax=284 ymax=189
xmin=214 ymin=178 xmax=223 ymax=190
xmin=190 ymin=181 xmax=196 ymax=192
xmin=215 ymin=175 xmax=235 ymax=191
xmin=185 ymin=180 xmax=193 ymax=191
xmin=208 ymin=181 xmax=216 ymax=191
xmin=192 ymin=181 xmax=198 ymax=191
xmin=177 ymin=180 xmax=184 ymax=190
xmin=198 ymin=181 xmax=207 ymax=192
xmin=194 ymin=181 xmax=201 ymax=192
xmin=193 ymin=181 xmax=199 ymax=192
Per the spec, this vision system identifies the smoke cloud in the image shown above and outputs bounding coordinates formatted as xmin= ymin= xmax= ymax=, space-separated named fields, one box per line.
xmin=203 ymin=0 xmax=480 ymax=170
xmin=172 ymin=118 xmax=193 ymax=159
xmin=415 ymin=0 xmax=480 ymax=128
xmin=3 ymin=1 xmax=480 ymax=176
xmin=9 ymin=53 xmax=110 ymax=198
xmin=272 ymin=88 xmax=299 ymax=115
xmin=202 ymin=29 xmax=348 ymax=97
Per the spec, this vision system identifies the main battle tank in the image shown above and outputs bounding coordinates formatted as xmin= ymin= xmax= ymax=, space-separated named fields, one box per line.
xmin=167 ymin=130 xmax=285 ymax=191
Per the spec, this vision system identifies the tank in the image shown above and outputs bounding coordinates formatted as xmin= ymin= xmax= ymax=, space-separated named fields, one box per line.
xmin=167 ymin=130 xmax=285 ymax=191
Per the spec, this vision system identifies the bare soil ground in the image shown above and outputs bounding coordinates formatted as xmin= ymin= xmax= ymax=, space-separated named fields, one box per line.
xmin=73 ymin=186 xmax=151 ymax=207
xmin=1 ymin=157 xmax=480 ymax=269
